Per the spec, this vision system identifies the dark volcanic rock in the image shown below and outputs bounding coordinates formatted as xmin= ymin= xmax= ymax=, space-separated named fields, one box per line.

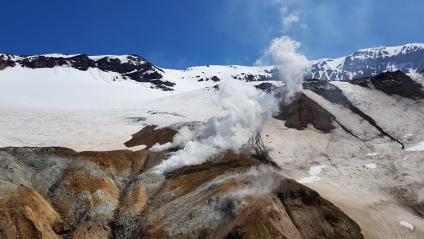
xmin=304 ymin=80 xmax=405 ymax=148
xmin=1 ymin=53 xmax=175 ymax=91
xmin=254 ymin=82 xmax=278 ymax=93
xmin=95 ymin=55 xmax=174 ymax=90
xmin=243 ymin=73 xmax=273 ymax=82
xmin=0 ymin=53 xmax=16 ymax=70
xmin=18 ymin=54 xmax=95 ymax=70
xmin=349 ymin=70 xmax=424 ymax=99
xmin=275 ymin=93 xmax=336 ymax=133
xmin=274 ymin=179 xmax=364 ymax=239
xmin=124 ymin=125 xmax=178 ymax=149
xmin=211 ymin=76 xmax=221 ymax=82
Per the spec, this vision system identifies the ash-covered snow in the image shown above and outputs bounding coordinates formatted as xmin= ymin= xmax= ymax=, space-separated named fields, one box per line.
xmin=298 ymin=165 xmax=327 ymax=184
xmin=400 ymin=220 xmax=415 ymax=231
xmin=261 ymin=79 xmax=424 ymax=238
xmin=367 ymin=153 xmax=379 ymax=157
xmin=365 ymin=163 xmax=377 ymax=169
xmin=407 ymin=141 xmax=424 ymax=152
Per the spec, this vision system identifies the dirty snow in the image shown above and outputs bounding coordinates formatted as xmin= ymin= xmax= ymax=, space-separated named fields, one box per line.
xmin=367 ymin=153 xmax=379 ymax=157
xmin=365 ymin=163 xmax=377 ymax=169
xmin=407 ymin=141 xmax=424 ymax=152
xmin=298 ymin=165 xmax=326 ymax=184
xmin=262 ymin=80 xmax=424 ymax=239
xmin=400 ymin=220 xmax=415 ymax=231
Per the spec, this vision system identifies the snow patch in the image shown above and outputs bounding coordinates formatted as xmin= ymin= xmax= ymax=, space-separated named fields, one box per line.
xmin=407 ymin=141 xmax=424 ymax=151
xmin=399 ymin=220 xmax=415 ymax=231
xmin=298 ymin=165 xmax=326 ymax=184
xmin=365 ymin=163 xmax=377 ymax=169
xmin=367 ymin=153 xmax=379 ymax=157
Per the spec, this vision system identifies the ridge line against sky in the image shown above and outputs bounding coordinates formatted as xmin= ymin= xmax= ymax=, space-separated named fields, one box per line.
xmin=1 ymin=0 xmax=423 ymax=69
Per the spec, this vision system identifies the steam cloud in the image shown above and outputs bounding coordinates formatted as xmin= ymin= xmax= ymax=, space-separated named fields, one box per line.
xmin=256 ymin=36 xmax=310 ymax=103
xmin=150 ymin=126 xmax=196 ymax=152
xmin=154 ymin=36 xmax=309 ymax=173
xmin=153 ymin=22 xmax=308 ymax=174
xmin=154 ymin=80 xmax=278 ymax=172
xmin=226 ymin=165 xmax=282 ymax=199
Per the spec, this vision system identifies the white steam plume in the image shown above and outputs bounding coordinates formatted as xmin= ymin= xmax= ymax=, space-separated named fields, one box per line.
xmin=153 ymin=36 xmax=309 ymax=173
xmin=282 ymin=13 xmax=300 ymax=31
xmin=150 ymin=126 xmax=197 ymax=152
xmin=256 ymin=36 xmax=310 ymax=103
xmin=226 ymin=165 xmax=282 ymax=199
xmin=154 ymin=80 xmax=278 ymax=173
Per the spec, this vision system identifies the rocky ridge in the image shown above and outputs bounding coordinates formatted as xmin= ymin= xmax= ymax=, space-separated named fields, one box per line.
xmin=305 ymin=44 xmax=424 ymax=81
xmin=0 ymin=53 xmax=174 ymax=91
xmin=0 ymin=139 xmax=364 ymax=238
xmin=1 ymin=43 xmax=423 ymax=93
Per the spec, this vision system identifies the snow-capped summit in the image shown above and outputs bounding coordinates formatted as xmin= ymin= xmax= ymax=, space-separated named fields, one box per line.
xmin=1 ymin=43 xmax=423 ymax=109
xmin=0 ymin=53 xmax=174 ymax=89
xmin=305 ymin=43 xmax=424 ymax=81
xmin=0 ymin=53 xmax=275 ymax=92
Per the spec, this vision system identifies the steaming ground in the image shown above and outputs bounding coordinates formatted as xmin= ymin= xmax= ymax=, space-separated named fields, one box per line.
xmin=1 ymin=79 xmax=424 ymax=238
xmin=153 ymin=80 xmax=277 ymax=172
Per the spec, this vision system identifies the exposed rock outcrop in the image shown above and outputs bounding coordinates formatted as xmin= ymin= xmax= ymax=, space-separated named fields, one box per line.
xmin=275 ymin=93 xmax=336 ymax=133
xmin=303 ymin=80 xmax=405 ymax=148
xmin=0 ymin=145 xmax=364 ymax=239
xmin=124 ymin=125 xmax=178 ymax=149
xmin=0 ymin=54 xmax=175 ymax=91
xmin=349 ymin=70 xmax=424 ymax=99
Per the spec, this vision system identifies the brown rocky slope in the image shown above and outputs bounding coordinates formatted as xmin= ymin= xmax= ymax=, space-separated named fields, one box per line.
xmin=0 ymin=136 xmax=364 ymax=238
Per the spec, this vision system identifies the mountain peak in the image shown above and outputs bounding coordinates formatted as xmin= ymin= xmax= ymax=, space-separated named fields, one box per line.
xmin=306 ymin=43 xmax=424 ymax=81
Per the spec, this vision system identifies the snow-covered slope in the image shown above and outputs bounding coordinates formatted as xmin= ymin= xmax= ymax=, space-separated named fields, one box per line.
xmin=0 ymin=66 xmax=173 ymax=110
xmin=0 ymin=53 xmax=274 ymax=109
xmin=1 ymin=50 xmax=424 ymax=238
xmin=1 ymin=43 xmax=423 ymax=103
xmin=1 ymin=43 xmax=423 ymax=110
xmin=0 ymin=53 xmax=273 ymax=91
xmin=305 ymin=43 xmax=424 ymax=80
xmin=162 ymin=65 xmax=273 ymax=92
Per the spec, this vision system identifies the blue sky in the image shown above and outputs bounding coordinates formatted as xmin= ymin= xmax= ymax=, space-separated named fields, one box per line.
xmin=1 ymin=0 xmax=423 ymax=68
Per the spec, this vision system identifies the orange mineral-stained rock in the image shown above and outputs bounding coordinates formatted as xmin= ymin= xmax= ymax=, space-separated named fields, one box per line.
xmin=0 ymin=186 xmax=67 ymax=239
xmin=74 ymin=150 xmax=149 ymax=177
xmin=51 ymin=173 xmax=120 ymax=225
xmin=0 ymin=146 xmax=365 ymax=239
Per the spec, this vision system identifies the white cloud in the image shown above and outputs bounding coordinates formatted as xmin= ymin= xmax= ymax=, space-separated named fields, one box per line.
xmin=256 ymin=36 xmax=309 ymax=102
xmin=283 ymin=13 xmax=300 ymax=31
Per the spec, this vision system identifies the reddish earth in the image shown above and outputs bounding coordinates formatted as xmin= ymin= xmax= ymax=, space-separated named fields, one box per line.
xmin=124 ymin=125 xmax=177 ymax=149
xmin=0 ymin=131 xmax=364 ymax=238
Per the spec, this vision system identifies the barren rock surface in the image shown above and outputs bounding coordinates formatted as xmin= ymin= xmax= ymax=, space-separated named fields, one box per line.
xmin=0 ymin=146 xmax=364 ymax=239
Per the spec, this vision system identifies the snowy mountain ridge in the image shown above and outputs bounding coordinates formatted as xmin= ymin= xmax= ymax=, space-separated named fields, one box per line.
xmin=305 ymin=43 xmax=424 ymax=81
xmin=1 ymin=43 xmax=423 ymax=95
xmin=0 ymin=52 xmax=274 ymax=92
